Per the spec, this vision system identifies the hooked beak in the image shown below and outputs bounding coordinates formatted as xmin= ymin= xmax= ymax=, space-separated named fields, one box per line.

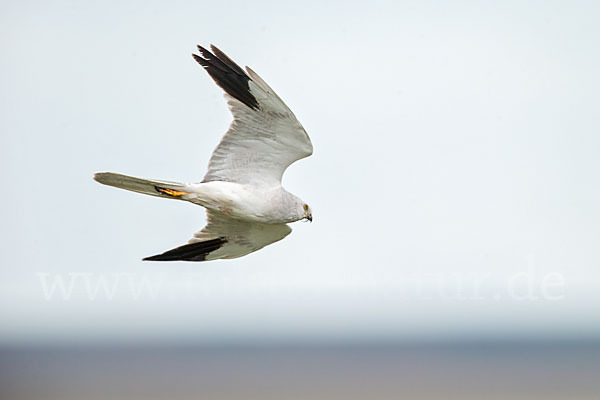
xmin=306 ymin=213 xmax=312 ymax=223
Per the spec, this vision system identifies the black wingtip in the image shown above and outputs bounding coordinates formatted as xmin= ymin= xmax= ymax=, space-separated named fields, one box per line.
xmin=192 ymin=44 xmax=260 ymax=110
xmin=143 ymin=237 xmax=227 ymax=262
xmin=191 ymin=53 xmax=202 ymax=63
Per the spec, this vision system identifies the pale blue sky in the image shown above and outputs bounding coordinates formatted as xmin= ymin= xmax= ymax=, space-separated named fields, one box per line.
xmin=1 ymin=0 xmax=599 ymax=344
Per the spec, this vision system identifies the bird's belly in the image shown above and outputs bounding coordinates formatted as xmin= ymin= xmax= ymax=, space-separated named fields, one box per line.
xmin=189 ymin=181 xmax=283 ymax=223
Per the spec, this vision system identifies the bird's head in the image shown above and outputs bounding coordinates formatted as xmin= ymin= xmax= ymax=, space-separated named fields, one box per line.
xmin=286 ymin=193 xmax=312 ymax=223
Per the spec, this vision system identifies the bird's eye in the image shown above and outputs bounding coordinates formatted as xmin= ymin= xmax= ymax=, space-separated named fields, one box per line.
xmin=303 ymin=204 xmax=308 ymax=211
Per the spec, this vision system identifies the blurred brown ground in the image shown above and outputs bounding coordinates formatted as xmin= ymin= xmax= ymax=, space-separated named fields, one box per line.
xmin=1 ymin=341 xmax=599 ymax=400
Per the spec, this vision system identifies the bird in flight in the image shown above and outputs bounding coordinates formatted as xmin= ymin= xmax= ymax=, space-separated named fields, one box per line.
xmin=94 ymin=45 xmax=313 ymax=262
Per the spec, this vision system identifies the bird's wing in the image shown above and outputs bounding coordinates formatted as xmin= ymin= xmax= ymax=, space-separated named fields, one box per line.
xmin=143 ymin=210 xmax=292 ymax=262
xmin=192 ymin=45 xmax=313 ymax=187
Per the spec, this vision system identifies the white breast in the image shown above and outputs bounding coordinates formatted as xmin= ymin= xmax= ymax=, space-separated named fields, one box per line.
xmin=188 ymin=181 xmax=289 ymax=223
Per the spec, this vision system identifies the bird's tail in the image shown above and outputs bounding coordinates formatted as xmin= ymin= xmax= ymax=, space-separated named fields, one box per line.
xmin=94 ymin=172 xmax=194 ymax=200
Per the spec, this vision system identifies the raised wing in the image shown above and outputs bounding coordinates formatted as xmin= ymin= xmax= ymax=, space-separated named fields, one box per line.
xmin=192 ymin=45 xmax=313 ymax=186
xmin=143 ymin=210 xmax=292 ymax=262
